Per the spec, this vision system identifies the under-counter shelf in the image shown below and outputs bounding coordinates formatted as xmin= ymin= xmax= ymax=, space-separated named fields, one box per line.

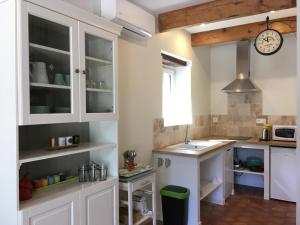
xmin=19 ymin=176 xmax=118 ymax=210
xmin=200 ymin=179 xmax=222 ymax=200
xmin=233 ymin=168 xmax=264 ymax=176
xmin=19 ymin=142 xmax=117 ymax=165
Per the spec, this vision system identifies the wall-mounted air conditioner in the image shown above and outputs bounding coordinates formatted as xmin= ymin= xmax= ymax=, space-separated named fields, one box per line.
xmin=101 ymin=0 xmax=155 ymax=38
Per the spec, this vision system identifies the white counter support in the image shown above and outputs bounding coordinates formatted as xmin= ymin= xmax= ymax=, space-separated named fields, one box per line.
xmin=153 ymin=146 xmax=230 ymax=225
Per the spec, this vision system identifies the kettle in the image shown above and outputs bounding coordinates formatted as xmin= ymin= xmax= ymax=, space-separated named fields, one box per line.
xmin=261 ymin=124 xmax=272 ymax=141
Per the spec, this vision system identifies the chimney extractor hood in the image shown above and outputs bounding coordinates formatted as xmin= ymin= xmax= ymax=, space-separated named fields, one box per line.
xmin=222 ymin=41 xmax=259 ymax=93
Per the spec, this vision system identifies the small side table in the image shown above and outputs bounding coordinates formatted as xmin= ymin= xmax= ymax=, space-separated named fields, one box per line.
xmin=119 ymin=171 xmax=157 ymax=225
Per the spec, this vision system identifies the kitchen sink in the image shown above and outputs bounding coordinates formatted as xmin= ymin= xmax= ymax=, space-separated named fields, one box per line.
xmin=171 ymin=141 xmax=221 ymax=151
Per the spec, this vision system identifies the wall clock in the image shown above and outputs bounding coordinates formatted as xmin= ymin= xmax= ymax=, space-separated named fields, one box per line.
xmin=254 ymin=16 xmax=283 ymax=56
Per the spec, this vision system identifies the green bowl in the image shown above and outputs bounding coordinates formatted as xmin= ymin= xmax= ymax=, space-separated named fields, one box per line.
xmin=247 ymin=157 xmax=262 ymax=167
xmin=31 ymin=106 xmax=50 ymax=114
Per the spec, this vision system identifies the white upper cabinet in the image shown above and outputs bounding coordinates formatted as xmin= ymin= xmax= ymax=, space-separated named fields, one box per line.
xmin=79 ymin=22 xmax=118 ymax=122
xmin=18 ymin=2 xmax=118 ymax=125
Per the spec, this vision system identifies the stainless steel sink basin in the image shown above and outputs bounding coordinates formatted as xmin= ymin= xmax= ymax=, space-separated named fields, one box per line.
xmin=171 ymin=141 xmax=221 ymax=151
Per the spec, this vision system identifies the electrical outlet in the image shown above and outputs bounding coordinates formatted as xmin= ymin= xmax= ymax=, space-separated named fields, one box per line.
xmin=212 ymin=117 xmax=218 ymax=123
xmin=256 ymin=118 xmax=266 ymax=125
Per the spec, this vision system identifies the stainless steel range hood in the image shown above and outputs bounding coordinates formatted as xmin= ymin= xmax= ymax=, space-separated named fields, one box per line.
xmin=222 ymin=41 xmax=259 ymax=93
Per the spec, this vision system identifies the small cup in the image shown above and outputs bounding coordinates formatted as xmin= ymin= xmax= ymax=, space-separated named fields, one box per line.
xmin=58 ymin=137 xmax=66 ymax=147
xmin=47 ymin=176 xmax=55 ymax=185
xmin=58 ymin=173 xmax=66 ymax=182
xmin=65 ymin=74 xmax=70 ymax=86
xmin=73 ymin=135 xmax=80 ymax=145
xmin=50 ymin=137 xmax=58 ymax=148
xmin=33 ymin=179 xmax=43 ymax=189
xmin=66 ymin=136 xmax=73 ymax=146
xmin=41 ymin=178 xmax=48 ymax=187
xmin=54 ymin=73 xmax=65 ymax=85
xmin=98 ymin=80 xmax=105 ymax=89
xmin=90 ymin=80 xmax=97 ymax=88
xmin=54 ymin=175 xmax=60 ymax=183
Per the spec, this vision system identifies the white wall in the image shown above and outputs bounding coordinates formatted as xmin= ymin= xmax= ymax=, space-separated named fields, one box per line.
xmin=210 ymin=43 xmax=236 ymax=115
xmin=118 ymin=30 xmax=211 ymax=165
xmin=210 ymin=35 xmax=297 ymax=116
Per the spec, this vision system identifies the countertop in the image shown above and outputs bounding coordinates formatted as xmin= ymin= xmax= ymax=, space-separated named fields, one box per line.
xmin=204 ymin=136 xmax=297 ymax=148
xmin=153 ymin=139 xmax=235 ymax=158
xmin=152 ymin=136 xmax=296 ymax=158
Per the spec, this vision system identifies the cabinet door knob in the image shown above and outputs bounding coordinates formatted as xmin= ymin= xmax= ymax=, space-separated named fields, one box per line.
xmin=75 ymin=69 xmax=80 ymax=73
xmin=82 ymin=70 xmax=87 ymax=75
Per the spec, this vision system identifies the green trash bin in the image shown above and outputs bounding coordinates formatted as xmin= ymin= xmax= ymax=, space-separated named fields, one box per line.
xmin=160 ymin=185 xmax=190 ymax=225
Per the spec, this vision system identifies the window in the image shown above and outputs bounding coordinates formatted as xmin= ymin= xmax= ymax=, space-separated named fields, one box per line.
xmin=162 ymin=52 xmax=192 ymax=126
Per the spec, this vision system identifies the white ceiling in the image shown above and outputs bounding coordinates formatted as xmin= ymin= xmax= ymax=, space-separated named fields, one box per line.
xmin=129 ymin=0 xmax=212 ymax=14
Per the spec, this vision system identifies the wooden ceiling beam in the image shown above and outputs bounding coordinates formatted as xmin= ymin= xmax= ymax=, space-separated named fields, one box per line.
xmin=158 ymin=0 xmax=296 ymax=32
xmin=191 ymin=16 xmax=296 ymax=47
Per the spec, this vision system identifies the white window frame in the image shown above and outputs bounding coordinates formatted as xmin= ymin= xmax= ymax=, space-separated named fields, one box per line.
xmin=162 ymin=52 xmax=192 ymax=127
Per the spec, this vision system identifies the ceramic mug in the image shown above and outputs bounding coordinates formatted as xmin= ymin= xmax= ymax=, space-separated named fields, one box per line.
xmin=30 ymin=62 xmax=49 ymax=84
xmin=54 ymin=73 xmax=65 ymax=85
xmin=65 ymin=74 xmax=70 ymax=86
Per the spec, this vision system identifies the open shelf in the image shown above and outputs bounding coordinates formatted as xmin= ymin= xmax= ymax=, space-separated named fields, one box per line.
xmin=86 ymin=56 xmax=112 ymax=65
xmin=29 ymin=43 xmax=70 ymax=70
xmin=86 ymin=88 xmax=113 ymax=93
xmin=200 ymin=179 xmax=222 ymax=200
xmin=19 ymin=142 xmax=117 ymax=165
xmin=233 ymin=168 xmax=264 ymax=176
xmin=31 ymin=82 xmax=71 ymax=90
xmin=30 ymin=43 xmax=70 ymax=56
xmin=19 ymin=176 xmax=118 ymax=210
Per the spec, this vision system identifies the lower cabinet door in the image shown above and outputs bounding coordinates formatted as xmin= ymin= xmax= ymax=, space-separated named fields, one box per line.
xmin=81 ymin=180 xmax=118 ymax=225
xmin=20 ymin=192 xmax=80 ymax=225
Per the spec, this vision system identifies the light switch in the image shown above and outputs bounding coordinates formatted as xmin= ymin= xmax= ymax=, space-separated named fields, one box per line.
xmin=256 ymin=118 xmax=266 ymax=125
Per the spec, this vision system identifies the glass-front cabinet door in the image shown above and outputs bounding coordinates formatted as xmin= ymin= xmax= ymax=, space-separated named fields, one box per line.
xmin=19 ymin=2 xmax=79 ymax=125
xmin=79 ymin=22 xmax=117 ymax=121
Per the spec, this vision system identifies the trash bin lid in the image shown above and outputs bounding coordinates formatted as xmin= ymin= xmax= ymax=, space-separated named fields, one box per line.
xmin=160 ymin=185 xmax=190 ymax=200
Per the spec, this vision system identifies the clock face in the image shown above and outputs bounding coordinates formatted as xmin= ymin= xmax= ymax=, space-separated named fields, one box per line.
xmin=254 ymin=29 xmax=283 ymax=55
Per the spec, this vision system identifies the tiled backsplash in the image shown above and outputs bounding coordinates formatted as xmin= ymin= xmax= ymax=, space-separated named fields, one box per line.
xmin=210 ymin=115 xmax=296 ymax=137
xmin=153 ymin=115 xmax=210 ymax=149
xmin=154 ymin=93 xmax=296 ymax=149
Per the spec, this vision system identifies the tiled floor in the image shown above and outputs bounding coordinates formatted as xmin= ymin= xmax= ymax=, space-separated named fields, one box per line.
xmin=201 ymin=185 xmax=296 ymax=225
xmin=145 ymin=185 xmax=295 ymax=225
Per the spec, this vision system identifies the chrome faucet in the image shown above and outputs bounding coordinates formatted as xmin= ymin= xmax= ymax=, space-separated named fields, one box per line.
xmin=184 ymin=124 xmax=190 ymax=144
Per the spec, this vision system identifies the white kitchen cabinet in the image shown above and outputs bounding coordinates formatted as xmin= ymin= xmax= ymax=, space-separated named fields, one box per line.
xmin=18 ymin=1 xmax=120 ymax=125
xmin=79 ymin=22 xmax=118 ymax=122
xmin=19 ymin=191 xmax=80 ymax=225
xmin=81 ymin=179 xmax=119 ymax=225
xmin=1 ymin=0 xmax=121 ymax=224
xmin=224 ymin=147 xmax=233 ymax=199
xmin=271 ymin=147 xmax=296 ymax=202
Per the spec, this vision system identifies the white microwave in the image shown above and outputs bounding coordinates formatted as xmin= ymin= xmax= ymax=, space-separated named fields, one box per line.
xmin=272 ymin=125 xmax=297 ymax=142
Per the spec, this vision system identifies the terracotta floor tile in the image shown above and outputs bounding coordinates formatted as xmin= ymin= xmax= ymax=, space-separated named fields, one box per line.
xmin=144 ymin=185 xmax=295 ymax=225
xmin=201 ymin=185 xmax=296 ymax=225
